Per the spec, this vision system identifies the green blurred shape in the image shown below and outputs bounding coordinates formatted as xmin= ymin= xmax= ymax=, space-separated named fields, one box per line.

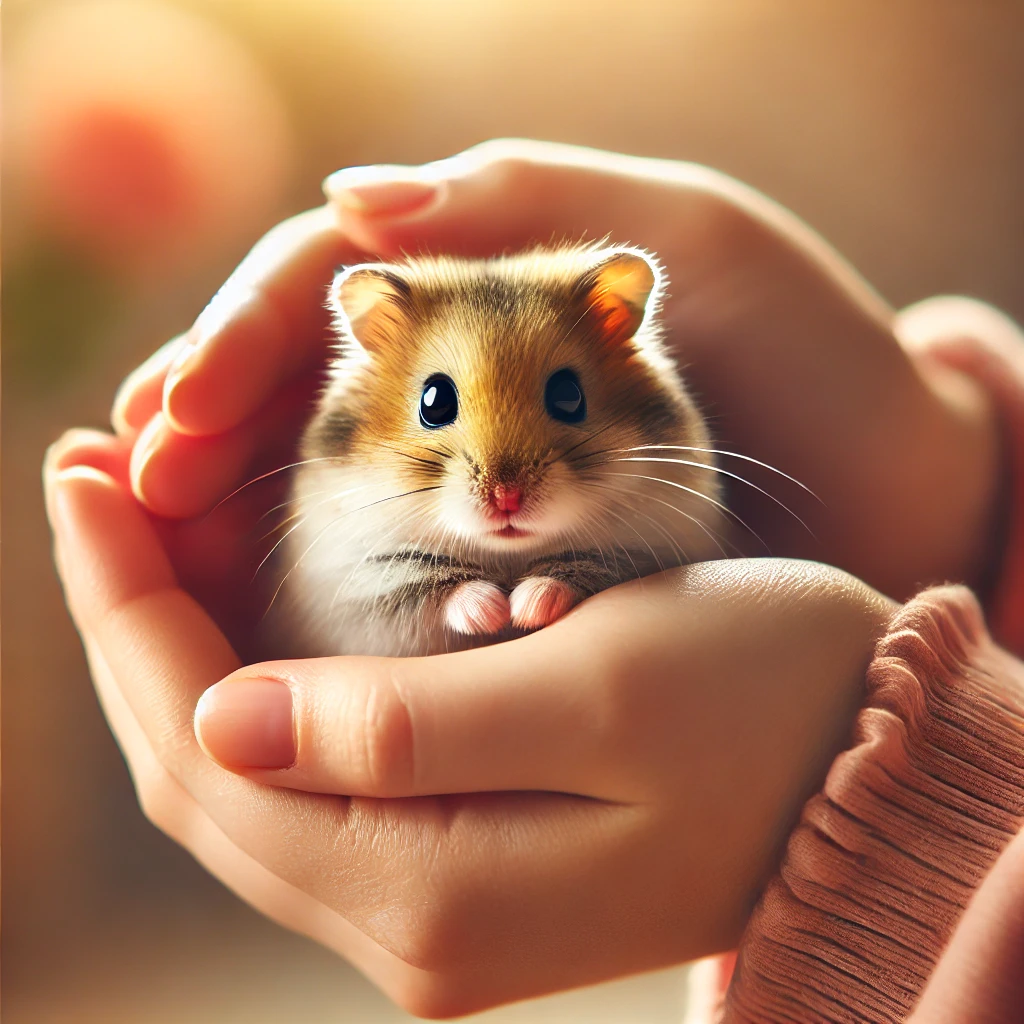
xmin=4 ymin=241 xmax=124 ymax=395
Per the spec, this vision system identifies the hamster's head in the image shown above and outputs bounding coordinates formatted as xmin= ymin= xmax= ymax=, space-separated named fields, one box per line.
xmin=305 ymin=244 xmax=719 ymax=557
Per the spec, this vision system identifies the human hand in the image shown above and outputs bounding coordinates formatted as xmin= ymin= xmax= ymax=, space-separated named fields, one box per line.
xmin=908 ymin=824 xmax=1024 ymax=1024
xmin=115 ymin=140 xmax=1004 ymax=602
xmin=45 ymin=430 xmax=893 ymax=1016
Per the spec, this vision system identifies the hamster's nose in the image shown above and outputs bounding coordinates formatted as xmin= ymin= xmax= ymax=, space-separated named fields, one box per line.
xmin=490 ymin=484 xmax=522 ymax=514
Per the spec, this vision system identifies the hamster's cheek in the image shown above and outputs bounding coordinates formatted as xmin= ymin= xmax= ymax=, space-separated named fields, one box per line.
xmin=434 ymin=483 xmax=489 ymax=540
xmin=517 ymin=467 xmax=592 ymax=537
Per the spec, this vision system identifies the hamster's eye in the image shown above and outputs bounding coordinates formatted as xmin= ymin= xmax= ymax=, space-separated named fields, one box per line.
xmin=419 ymin=374 xmax=458 ymax=428
xmin=545 ymin=368 xmax=586 ymax=423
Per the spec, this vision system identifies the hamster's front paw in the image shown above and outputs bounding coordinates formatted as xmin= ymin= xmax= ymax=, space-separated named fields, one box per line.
xmin=509 ymin=576 xmax=580 ymax=630
xmin=444 ymin=580 xmax=511 ymax=635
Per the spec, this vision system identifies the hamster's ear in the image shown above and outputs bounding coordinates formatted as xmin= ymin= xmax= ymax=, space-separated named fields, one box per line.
xmin=328 ymin=263 xmax=412 ymax=354
xmin=578 ymin=248 xmax=661 ymax=346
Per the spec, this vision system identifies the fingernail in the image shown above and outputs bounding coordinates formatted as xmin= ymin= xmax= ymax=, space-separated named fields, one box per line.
xmin=112 ymin=335 xmax=189 ymax=433
xmin=195 ymin=679 xmax=296 ymax=769
xmin=323 ymin=165 xmax=443 ymax=218
xmin=44 ymin=466 xmax=75 ymax=532
xmin=45 ymin=466 xmax=102 ymax=536
xmin=128 ymin=415 xmax=163 ymax=497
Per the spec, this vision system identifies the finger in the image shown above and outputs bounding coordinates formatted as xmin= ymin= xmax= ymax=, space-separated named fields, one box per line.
xmin=44 ymin=428 xmax=133 ymax=487
xmin=192 ymin=567 xmax=746 ymax=800
xmin=324 ymin=139 xmax=890 ymax=321
xmin=162 ymin=206 xmax=363 ymax=438
xmin=46 ymin=466 xmax=648 ymax=1004
xmin=132 ymin=374 xmax=316 ymax=518
xmin=111 ymin=335 xmax=188 ymax=437
xmin=193 ymin=609 xmax=622 ymax=797
xmin=895 ymin=294 xmax=1024 ymax=357
xmin=195 ymin=557 xmax=891 ymax=805
xmin=45 ymin=464 xmax=347 ymax=893
xmin=75 ymin=627 xmax=428 ymax=1009
xmin=324 ymin=139 xmax=730 ymax=262
xmin=130 ymin=413 xmax=260 ymax=519
xmin=908 ymin=827 xmax=1024 ymax=1023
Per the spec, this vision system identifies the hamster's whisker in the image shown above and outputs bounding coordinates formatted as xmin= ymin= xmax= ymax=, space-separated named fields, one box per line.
xmin=329 ymin=515 xmax=412 ymax=613
xmin=639 ymin=491 xmax=735 ymax=560
xmin=258 ymin=484 xmax=376 ymax=545
xmin=418 ymin=445 xmax=452 ymax=461
xmin=338 ymin=486 xmax=444 ymax=519
xmin=332 ymin=505 xmax=428 ymax=616
xmin=630 ymin=489 xmax=736 ymax=560
xmin=586 ymin=481 xmax=690 ymax=570
xmin=257 ymin=490 xmax=328 ymax=525
xmin=254 ymin=513 xmax=313 ymax=583
xmin=556 ymin=409 xmax=638 ymax=463
xmin=599 ymin=504 xmax=664 ymax=575
xmin=594 ymin=456 xmax=814 ymax=538
xmin=376 ymin=442 xmax=448 ymax=469
xmin=586 ymin=445 xmax=821 ymax=502
xmin=616 ymin=500 xmax=691 ymax=569
xmin=579 ymin=519 xmax=620 ymax=577
xmin=203 ymin=456 xmax=349 ymax=519
xmin=575 ymin=512 xmax=613 ymax=575
xmin=259 ymin=511 xmax=306 ymax=544
xmin=256 ymin=485 xmax=366 ymax=581
xmin=595 ymin=476 xmax=743 ymax=558
xmin=573 ymin=499 xmax=643 ymax=581
xmin=263 ymin=486 xmax=444 ymax=621
xmin=258 ymin=482 xmax=374 ymax=532
xmin=613 ymin=472 xmax=769 ymax=552
xmin=256 ymin=481 xmax=368 ymax=579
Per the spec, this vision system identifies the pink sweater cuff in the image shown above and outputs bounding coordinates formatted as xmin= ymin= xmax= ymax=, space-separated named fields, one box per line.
xmin=722 ymin=587 xmax=1024 ymax=1023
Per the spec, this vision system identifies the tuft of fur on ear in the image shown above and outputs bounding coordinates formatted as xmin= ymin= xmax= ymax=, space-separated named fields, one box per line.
xmin=328 ymin=263 xmax=412 ymax=356
xmin=578 ymin=248 xmax=661 ymax=346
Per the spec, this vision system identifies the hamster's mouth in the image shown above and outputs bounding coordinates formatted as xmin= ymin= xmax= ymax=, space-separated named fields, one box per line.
xmin=491 ymin=524 xmax=530 ymax=539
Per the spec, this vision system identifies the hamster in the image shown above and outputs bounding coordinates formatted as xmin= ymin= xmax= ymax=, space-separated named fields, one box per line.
xmin=267 ymin=243 xmax=727 ymax=658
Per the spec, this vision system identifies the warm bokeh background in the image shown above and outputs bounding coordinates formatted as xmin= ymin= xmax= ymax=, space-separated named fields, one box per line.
xmin=4 ymin=1 xmax=1023 ymax=1021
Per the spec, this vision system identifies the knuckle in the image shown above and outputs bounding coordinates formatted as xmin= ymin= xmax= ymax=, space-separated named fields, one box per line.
xmin=459 ymin=138 xmax=540 ymax=187
xmin=347 ymin=667 xmax=416 ymax=796
xmin=462 ymin=136 xmax=528 ymax=166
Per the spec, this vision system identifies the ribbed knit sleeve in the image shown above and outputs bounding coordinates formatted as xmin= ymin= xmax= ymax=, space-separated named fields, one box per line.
xmin=720 ymin=587 xmax=1024 ymax=1023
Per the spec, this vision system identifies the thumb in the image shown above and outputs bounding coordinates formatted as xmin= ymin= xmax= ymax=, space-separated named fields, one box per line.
xmin=193 ymin=607 xmax=623 ymax=799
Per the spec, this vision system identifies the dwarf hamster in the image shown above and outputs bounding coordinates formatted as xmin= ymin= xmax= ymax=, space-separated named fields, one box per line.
xmin=268 ymin=243 xmax=727 ymax=658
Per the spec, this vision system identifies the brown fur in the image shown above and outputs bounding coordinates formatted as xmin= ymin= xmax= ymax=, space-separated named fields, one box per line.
xmin=274 ymin=243 xmax=723 ymax=658
xmin=306 ymin=246 xmax=709 ymax=504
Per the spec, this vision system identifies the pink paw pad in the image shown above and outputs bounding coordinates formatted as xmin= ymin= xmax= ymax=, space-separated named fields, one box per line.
xmin=509 ymin=576 xmax=579 ymax=630
xmin=444 ymin=580 xmax=511 ymax=635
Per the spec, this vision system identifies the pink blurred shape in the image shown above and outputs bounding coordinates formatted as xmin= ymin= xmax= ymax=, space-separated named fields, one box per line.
xmin=8 ymin=0 xmax=294 ymax=272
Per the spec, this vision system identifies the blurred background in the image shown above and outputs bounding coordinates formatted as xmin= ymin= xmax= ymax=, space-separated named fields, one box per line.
xmin=3 ymin=0 xmax=1023 ymax=1020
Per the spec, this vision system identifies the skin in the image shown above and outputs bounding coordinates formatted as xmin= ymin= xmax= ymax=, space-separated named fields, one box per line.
xmin=908 ymin=826 xmax=1024 ymax=1024
xmin=121 ymin=139 xmax=1003 ymax=601
xmin=52 ymin=141 xmax=1018 ymax=1016
xmin=46 ymin=436 xmax=893 ymax=1016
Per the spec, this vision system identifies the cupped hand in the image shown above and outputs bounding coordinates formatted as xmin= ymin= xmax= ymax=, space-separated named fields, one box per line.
xmin=46 ymin=430 xmax=893 ymax=1016
xmin=117 ymin=140 xmax=1004 ymax=601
